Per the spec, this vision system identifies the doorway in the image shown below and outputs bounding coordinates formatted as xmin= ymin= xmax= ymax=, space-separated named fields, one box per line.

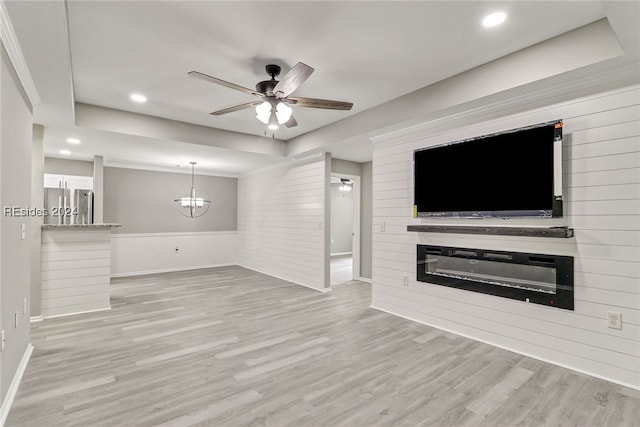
xmin=330 ymin=174 xmax=360 ymax=285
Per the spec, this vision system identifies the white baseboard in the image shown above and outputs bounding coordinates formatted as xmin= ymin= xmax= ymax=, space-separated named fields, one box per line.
xmin=42 ymin=306 xmax=111 ymax=320
xmin=110 ymin=263 xmax=235 ymax=278
xmin=237 ymin=263 xmax=331 ymax=293
xmin=0 ymin=343 xmax=33 ymax=426
xmin=369 ymin=304 xmax=640 ymax=391
xmin=357 ymin=277 xmax=372 ymax=283
xmin=29 ymin=315 xmax=43 ymax=323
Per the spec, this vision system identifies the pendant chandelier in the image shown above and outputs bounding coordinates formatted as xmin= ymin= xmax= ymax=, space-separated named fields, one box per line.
xmin=174 ymin=162 xmax=211 ymax=218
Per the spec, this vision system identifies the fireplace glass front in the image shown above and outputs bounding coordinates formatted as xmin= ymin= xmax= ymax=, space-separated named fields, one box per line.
xmin=417 ymin=245 xmax=574 ymax=310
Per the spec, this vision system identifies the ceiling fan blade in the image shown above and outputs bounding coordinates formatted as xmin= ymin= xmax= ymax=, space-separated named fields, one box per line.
xmin=210 ymin=101 xmax=262 ymax=116
xmin=273 ymin=62 xmax=314 ymax=98
xmin=287 ymin=97 xmax=353 ymax=111
xmin=284 ymin=115 xmax=298 ymax=128
xmin=188 ymin=71 xmax=263 ymax=97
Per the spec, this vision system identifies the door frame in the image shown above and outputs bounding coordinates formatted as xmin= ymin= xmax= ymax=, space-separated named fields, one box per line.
xmin=330 ymin=173 xmax=361 ymax=281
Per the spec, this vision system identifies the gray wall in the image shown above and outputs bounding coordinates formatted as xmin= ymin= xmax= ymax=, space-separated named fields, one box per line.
xmin=330 ymin=158 xmax=373 ymax=280
xmin=30 ymin=125 xmax=44 ymax=318
xmin=332 ymin=158 xmax=362 ymax=176
xmin=1 ymin=44 xmax=33 ymax=400
xmin=104 ymin=167 xmax=237 ymax=234
xmin=330 ymin=183 xmax=354 ymax=254
xmin=44 ymin=157 xmax=94 ymax=176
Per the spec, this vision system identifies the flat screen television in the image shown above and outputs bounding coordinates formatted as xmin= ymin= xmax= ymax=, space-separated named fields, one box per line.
xmin=414 ymin=120 xmax=563 ymax=218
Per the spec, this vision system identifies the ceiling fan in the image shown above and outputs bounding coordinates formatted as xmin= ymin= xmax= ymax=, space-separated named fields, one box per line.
xmin=188 ymin=62 xmax=353 ymax=130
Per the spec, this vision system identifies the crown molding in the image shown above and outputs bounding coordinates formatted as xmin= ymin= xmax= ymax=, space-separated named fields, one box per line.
xmin=0 ymin=0 xmax=41 ymax=106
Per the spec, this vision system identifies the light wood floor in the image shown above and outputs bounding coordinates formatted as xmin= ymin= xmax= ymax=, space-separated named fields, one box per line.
xmin=330 ymin=254 xmax=354 ymax=285
xmin=7 ymin=266 xmax=640 ymax=426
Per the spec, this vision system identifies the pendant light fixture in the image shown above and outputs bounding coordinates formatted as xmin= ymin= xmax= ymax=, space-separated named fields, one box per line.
xmin=174 ymin=162 xmax=211 ymax=218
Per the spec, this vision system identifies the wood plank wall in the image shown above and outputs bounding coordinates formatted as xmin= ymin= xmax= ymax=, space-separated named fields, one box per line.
xmin=41 ymin=230 xmax=112 ymax=318
xmin=237 ymin=157 xmax=327 ymax=291
xmin=370 ymin=85 xmax=640 ymax=389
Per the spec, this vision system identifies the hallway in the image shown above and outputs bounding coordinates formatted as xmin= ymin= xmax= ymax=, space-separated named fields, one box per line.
xmin=330 ymin=254 xmax=354 ymax=286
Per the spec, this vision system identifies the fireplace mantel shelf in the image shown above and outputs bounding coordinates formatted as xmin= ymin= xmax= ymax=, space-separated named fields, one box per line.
xmin=407 ymin=224 xmax=574 ymax=238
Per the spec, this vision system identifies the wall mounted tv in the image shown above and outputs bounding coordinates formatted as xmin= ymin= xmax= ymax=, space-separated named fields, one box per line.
xmin=414 ymin=120 xmax=563 ymax=218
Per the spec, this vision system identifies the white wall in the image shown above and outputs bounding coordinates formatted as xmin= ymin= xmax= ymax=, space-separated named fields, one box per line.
xmin=44 ymin=157 xmax=94 ymax=177
xmin=237 ymin=156 xmax=328 ymax=292
xmin=370 ymin=85 xmax=640 ymax=389
xmin=111 ymin=231 xmax=236 ymax=277
xmin=0 ymin=42 xmax=33 ymax=412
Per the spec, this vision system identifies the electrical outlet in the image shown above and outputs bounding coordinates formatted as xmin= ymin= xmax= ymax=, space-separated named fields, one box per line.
xmin=607 ymin=311 xmax=622 ymax=330
xmin=402 ymin=275 xmax=409 ymax=286
xmin=1 ymin=330 xmax=5 ymax=352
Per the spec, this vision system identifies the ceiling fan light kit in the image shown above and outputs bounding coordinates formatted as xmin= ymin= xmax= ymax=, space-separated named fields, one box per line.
xmin=188 ymin=62 xmax=353 ymax=131
xmin=255 ymin=101 xmax=292 ymax=130
xmin=339 ymin=178 xmax=353 ymax=192
xmin=275 ymin=102 xmax=293 ymax=124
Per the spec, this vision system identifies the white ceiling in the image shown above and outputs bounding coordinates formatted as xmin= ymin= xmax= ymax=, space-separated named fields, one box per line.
xmin=3 ymin=1 xmax=639 ymax=176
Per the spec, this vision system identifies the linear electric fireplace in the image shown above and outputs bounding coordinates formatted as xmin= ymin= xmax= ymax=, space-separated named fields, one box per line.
xmin=417 ymin=245 xmax=574 ymax=310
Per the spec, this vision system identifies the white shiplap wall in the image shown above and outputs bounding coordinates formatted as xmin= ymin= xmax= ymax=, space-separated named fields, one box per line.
xmin=370 ymin=85 xmax=640 ymax=389
xmin=41 ymin=229 xmax=112 ymax=318
xmin=237 ymin=156 xmax=328 ymax=291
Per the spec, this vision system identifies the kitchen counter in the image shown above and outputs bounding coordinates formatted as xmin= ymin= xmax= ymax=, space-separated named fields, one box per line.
xmin=41 ymin=223 xmax=121 ymax=230
xmin=40 ymin=224 xmax=120 ymax=318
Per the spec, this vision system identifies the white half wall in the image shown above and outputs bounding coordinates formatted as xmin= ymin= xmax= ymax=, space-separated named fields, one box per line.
xmin=237 ymin=156 xmax=328 ymax=292
xmin=370 ymin=84 xmax=640 ymax=389
xmin=111 ymin=231 xmax=236 ymax=277
xmin=41 ymin=229 xmax=112 ymax=318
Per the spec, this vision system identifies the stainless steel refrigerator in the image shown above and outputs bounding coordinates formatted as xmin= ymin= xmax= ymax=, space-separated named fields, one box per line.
xmin=44 ymin=186 xmax=94 ymax=225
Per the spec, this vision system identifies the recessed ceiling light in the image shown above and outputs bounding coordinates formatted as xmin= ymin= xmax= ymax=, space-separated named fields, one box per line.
xmin=130 ymin=93 xmax=147 ymax=103
xmin=59 ymin=149 xmax=71 ymax=155
xmin=483 ymin=12 xmax=506 ymax=28
xmin=66 ymin=137 xmax=81 ymax=144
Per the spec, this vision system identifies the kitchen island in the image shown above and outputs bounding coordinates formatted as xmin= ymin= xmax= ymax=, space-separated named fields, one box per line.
xmin=41 ymin=224 xmax=120 ymax=318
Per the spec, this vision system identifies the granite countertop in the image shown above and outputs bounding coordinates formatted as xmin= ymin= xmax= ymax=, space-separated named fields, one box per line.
xmin=41 ymin=223 xmax=121 ymax=230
